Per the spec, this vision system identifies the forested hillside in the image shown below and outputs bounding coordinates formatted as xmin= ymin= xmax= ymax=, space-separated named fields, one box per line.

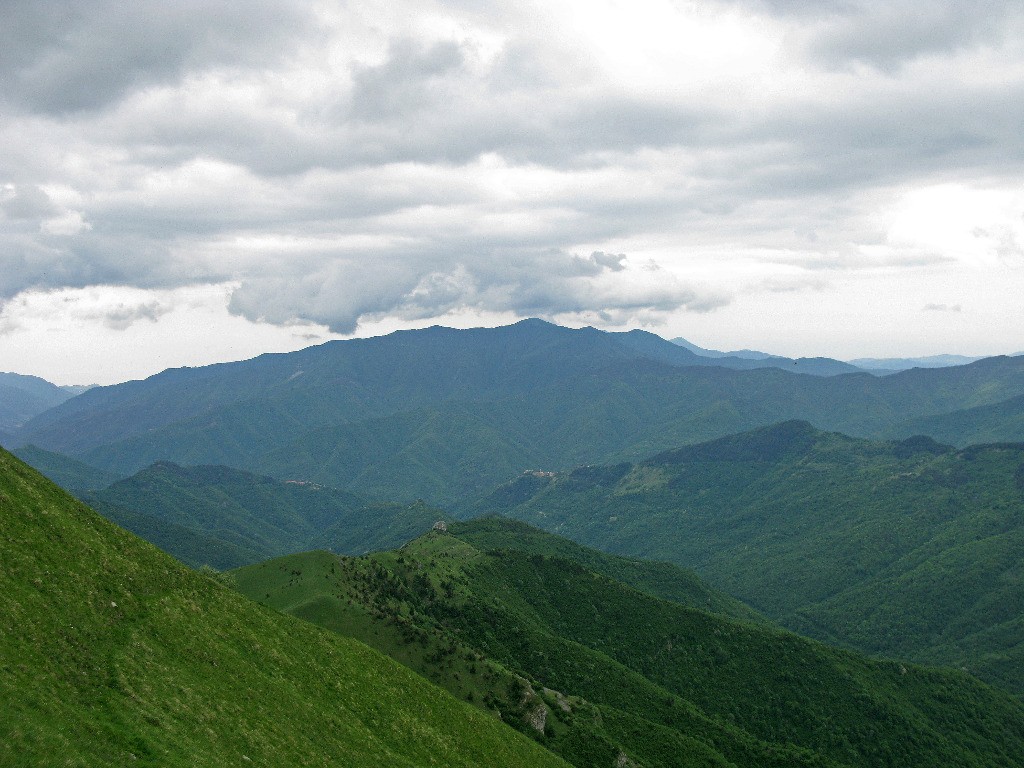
xmin=83 ymin=461 xmax=443 ymax=569
xmin=469 ymin=421 xmax=1024 ymax=694
xmin=232 ymin=520 xmax=1024 ymax=768
xmin=13 ymin=321 xmax=1024 ymax=503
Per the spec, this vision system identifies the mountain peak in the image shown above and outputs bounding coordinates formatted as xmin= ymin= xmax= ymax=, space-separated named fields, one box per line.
xmin=510 ymin=317 xmax=556 ymax=328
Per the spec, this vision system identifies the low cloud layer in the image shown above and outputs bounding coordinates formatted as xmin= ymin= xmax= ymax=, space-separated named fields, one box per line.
xmin=2 ymin=0 xmax=1023 ymax=380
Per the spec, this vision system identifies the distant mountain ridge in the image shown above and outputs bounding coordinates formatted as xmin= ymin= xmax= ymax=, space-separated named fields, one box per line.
xmin=850 ymin=354 xmax=986 ymax=372
xmin=671 ymin=337 xmax=1002 ymax=374
xmin=0 ymin=371 xmax=89 ymax=433
xmin=12 ymin=319 xmax=1024 ymax=504
xmin=890 ymin=392 xmax=1024 ymax=445
xmin=623 ymin=329 xmax=861 ymax=374
xmin=11 ymin=444 xmax=122 ymax=494
xmin=670 ymin=337 xmax=775 ymax=360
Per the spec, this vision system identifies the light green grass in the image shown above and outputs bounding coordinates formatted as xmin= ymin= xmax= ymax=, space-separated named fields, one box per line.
xmin=0 ymin=448 xmax=570 ymax=768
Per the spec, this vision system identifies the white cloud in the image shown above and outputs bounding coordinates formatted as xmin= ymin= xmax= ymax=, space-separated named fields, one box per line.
xmin=0 ymin=284 xmax=336 ymax=384
xmin=884 ymin=184 xmax=1024 ymax=266
xmin=39 ymin=209 xmax=91 ymax=236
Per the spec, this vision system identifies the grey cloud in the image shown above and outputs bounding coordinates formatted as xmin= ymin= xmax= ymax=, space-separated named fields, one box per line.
xmin=806 ymin=2 xmax=1022 ymax=71
xmin=54 ymin=4 xmax=1019 ymax=201
xmin=589 ymin=252 xmax=627 ymax=272
xmin=972 ymin=225 xmax=1024 ymax=261
xmin=227 ymin=256 xmax=422 ymax=334
xmin=276 ymin=33 xmax=711 ymax=172
xmin=2 ymin=0 xmax=1022 ymax=342
xmin=767 ymin=247 xmax=956 ymax=273
xmin=112 ymin=46 xmax=1017 ymax=234
xmin=0 ymin=0 xmax=317 ymax=114
xmin=733 ymin=0 xmax=1023 ymax=70
xmin=0 ymin=316 xmax=20 ymax=336
xmin=669 ymin=79 xmax=1024 ymax=248
xmin=0 ymin=184 xmax=59 ymax=219
xmin=339 ymin=94 xmax=708 ymax=171
xmin=99 ymin=300 xmax=171 ymax=330
xmin=226 ymin=247 xmax=721 ymax=334
xmin=0 ymin=228 xmax=182 ymax=301
xmin=350 ymin=39 xmax=465 ymax=121
xmin=681 ymin=294 xmax=732 ymax=314
xmin=759 ymin=276 xmax=832 ymax=293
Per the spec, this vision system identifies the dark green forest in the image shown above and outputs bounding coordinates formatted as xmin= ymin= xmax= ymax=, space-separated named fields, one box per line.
xmin=232 ymin=520 xmax=1024 ymax=768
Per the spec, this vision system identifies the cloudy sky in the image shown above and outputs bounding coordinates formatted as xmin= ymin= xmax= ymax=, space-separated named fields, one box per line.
xmin=2 ymin=0 xmax=1023 ymax=384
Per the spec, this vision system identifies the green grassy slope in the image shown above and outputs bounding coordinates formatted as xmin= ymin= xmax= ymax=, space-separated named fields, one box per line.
xmin=0 ymin=448 xmax=570 ymax=768
xmin=234 ymin=544 xmax=785 ymax=768
xmin=86 ymin=496 xmax=265 ymax=571
xmin=469 ymin=421 xmax=1024 ymax=694
xmin=84 ymin=461 xmax=443 ymax=568
xmin=232 ymin=525 xmax=1024 ymax=768
xmin=12 ymin=443 xmax=123 ymax=494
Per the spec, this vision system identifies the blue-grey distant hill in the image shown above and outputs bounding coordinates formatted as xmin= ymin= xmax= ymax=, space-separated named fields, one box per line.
xmin=889 ymin=392 xmax=1024 ymax=445
xmin=82 ymin=461 xmax=442 ymax=569
xmin=11 ymin=444 xmax=122 ymax=494
xmin=0 ymin=372 xmax=90 ymax=433
xmin=14 ymin=319 xmax=1024 ymax=503
xmin=670 ymin=337 xmax=1000 ymax=375
xmin=668 ymin=336 xmax=861 ymax=374
xmin=670 ymin=336 xmax=775 ymax=360
xmin=849 ymin=354 xmax=985 ymax=372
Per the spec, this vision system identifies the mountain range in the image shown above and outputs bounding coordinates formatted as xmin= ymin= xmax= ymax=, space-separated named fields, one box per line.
xmin=9 ymin=320 xmax=1024 ymax=504
xmin=848 ymin=354 xmax=987 ymax=372
xmin=19 ymin=416 xmax=1024 ymax=702
xmin=83 ymin=460 xmax=444 ymax=570
xmin=669 ymin=338 xmax=992 ymax=373
xmin=7 ymin=319 xmax=1024 ymax=764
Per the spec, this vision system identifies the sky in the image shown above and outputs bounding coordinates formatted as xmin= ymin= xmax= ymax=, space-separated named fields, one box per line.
xmin=2 ymin=0 xmax=1023 ymax=385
